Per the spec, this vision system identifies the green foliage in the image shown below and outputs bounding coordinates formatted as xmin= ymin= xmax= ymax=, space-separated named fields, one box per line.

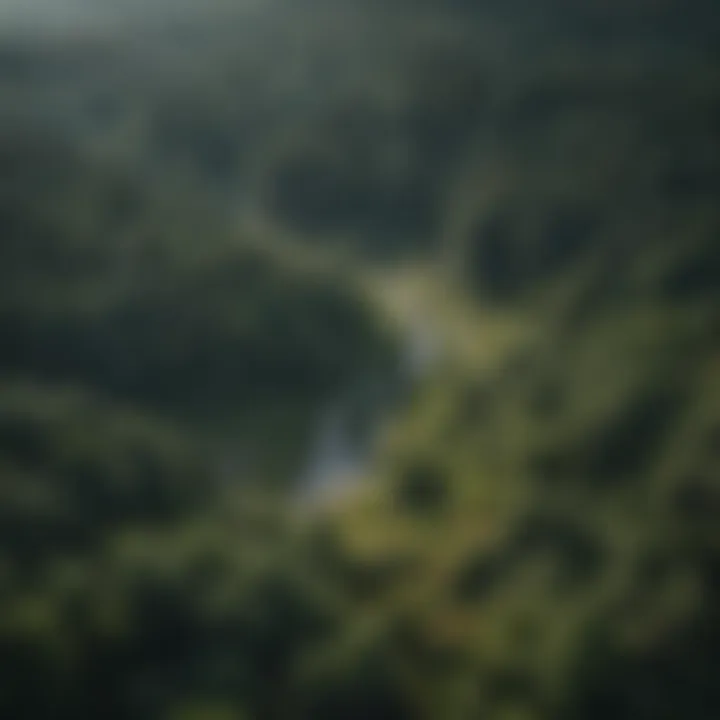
xmin=0 ymin=0 xmax=718 ymax=717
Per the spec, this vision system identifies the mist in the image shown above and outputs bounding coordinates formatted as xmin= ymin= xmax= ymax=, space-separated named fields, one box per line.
xmin=0 ymin=0 xmax=254 ymax=34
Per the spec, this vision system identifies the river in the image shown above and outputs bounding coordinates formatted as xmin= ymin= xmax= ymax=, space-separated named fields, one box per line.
xmin=295 ymin=317 xmax=440 ymax=507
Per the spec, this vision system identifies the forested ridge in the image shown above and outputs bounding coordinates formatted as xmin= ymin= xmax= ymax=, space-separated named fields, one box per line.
xmin=0 ymin=0 xmax=718 ymax=717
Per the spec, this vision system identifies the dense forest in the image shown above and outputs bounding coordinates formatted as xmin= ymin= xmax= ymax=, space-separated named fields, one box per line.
xmin=0 ymin=0 xmax=718 ymax=718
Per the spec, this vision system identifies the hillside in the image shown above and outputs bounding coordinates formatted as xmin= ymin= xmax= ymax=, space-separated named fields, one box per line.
xmin=0 ymin=0 xmax=718 ymax=718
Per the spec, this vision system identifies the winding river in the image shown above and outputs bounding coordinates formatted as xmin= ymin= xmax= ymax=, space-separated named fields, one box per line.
xmin=296 ymin=317 xmax=440 ymax=507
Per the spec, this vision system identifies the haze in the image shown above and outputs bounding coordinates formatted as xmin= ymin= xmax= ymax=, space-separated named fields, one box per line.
xmin=0 ymin=0 xmax=248 ymax=34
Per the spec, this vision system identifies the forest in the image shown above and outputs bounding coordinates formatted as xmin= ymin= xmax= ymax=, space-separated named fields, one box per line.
xmin=0 ymin=0 xmax=718 ymax=718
